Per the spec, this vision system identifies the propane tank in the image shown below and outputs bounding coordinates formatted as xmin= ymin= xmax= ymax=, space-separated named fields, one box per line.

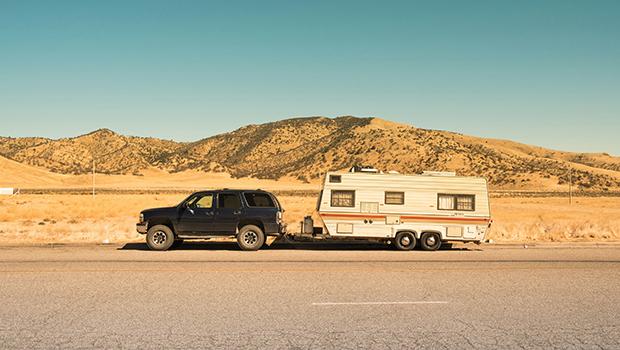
xmin=303 ymin=216 xmax=314 ymax=235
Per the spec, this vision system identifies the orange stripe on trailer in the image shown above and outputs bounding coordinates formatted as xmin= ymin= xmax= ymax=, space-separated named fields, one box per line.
xmin=401 ymin=215 xmax=490 ymax=223
xmin=320 ymin=213 xmax=385 ymax=219
xmin=319 ymin=212 xmax=490 ymax=223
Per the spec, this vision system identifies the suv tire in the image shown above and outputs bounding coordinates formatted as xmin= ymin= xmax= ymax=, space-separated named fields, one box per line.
xmin=146 ymin=225 xmax=175 ymax=251
xmin=237 ymin=225 xmax=265 ymax=251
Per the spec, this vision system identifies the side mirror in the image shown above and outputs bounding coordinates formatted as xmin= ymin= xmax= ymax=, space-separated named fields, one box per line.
xmin=182 ymin=202 xmax=195 ymax=214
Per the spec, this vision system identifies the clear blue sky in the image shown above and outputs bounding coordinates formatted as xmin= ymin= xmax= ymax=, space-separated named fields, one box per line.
xmin=1 ymin=0 xmax=618 ymax=154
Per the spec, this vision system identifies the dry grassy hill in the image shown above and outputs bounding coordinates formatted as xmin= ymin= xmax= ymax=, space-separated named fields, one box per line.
xmin=0 ymin=155 xmax=67 ymax=187
xmin=2 ymin=116 xmax=619 ymax=191
xmin=0 ymin=129 xmax=181 ymax=175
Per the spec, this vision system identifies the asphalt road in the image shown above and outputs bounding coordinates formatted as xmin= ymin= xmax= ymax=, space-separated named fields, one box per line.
xmin=1 ymin=242 xmax=619 ymax=349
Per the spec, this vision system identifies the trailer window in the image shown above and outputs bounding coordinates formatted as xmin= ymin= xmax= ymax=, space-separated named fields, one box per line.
xmin=438 ymin=194 xmax=475 ymax=211
xmin=456 ymin=195 xmax=475 ymax=211
xmin=331 ymin=190 xmax=355 ymax=207
xmin=329 ymin=175 xmax=342 ymax=183
xmin=385 ymin=191 xmax=404 ymax=205
xmin=438 ymin=195 xmax=454 ymax=210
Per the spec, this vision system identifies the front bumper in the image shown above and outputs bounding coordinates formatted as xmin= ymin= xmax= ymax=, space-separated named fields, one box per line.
xmin=136 ymin=222 xmax=147 ymax=234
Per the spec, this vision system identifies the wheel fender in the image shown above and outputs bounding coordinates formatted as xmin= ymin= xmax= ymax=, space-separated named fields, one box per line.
xmin=421 ymin=230 xmax=444 ymax=241
xmin=393 ymin=225 xmax=445 ymax=239
xmin=394 ymin=229 xmax=418 ymax=239
xmin=147 ymin=217 xmax=176 ymax=236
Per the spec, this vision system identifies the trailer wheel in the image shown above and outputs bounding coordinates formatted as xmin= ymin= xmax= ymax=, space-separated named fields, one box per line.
xmin=146 ymin=225 xmax=175 ymax=251
xmin=420 ymin=232 xmax=442 ymax=251
xmin=237 ymin=225 xmax=265 ymax=251
xmin=394 ymin=231 xmax=416 ymax=251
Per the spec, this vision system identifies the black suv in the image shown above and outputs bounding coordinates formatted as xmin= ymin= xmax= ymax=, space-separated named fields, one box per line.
xmin=137 ymin=189 xmax=284 ymax=251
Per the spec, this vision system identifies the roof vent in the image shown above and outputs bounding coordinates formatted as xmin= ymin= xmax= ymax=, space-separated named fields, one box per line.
xmin=349 ymin=166 xmax=379 ymax=173
xmin=422 ymin=171 xmax=456 ymax=176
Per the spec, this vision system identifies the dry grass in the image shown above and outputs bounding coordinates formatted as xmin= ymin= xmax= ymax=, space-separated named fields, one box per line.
xmin=0 ymin=194 xmax=184 ymax=244
xmin=0 ymin=194 xmax=618 ymax=244
xmin=489 ymin=197 xmax=620 ymax=242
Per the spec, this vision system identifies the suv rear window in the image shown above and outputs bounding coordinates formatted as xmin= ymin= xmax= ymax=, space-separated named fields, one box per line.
xmin=218 ymin=193 xmax=241 ymax=209
xmin=244 ymin=192 xmax=275 ymax=207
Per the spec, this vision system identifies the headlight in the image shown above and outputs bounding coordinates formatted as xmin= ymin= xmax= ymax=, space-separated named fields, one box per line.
xmin=276 ymin=211 xmax=282 ymax=224
xmin=140 ymin=213 xmax=144 ymax=223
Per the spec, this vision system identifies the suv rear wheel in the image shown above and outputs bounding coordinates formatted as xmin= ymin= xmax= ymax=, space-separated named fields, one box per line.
xmin=146 ymin=225 xmax=175 ymax=251
xmin=237 ymin=225 xmax=265 ymax=251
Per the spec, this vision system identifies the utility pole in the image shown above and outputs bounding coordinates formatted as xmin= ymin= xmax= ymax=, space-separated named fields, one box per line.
xmin=568 ymin=164 xmax=572 ymax=205
xmin=92 ymin=158 xmax=96 ymax=199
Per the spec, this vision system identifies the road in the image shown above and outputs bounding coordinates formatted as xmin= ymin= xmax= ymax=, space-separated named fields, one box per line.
xmin=1 ymin=242 xmax=619 ymax=349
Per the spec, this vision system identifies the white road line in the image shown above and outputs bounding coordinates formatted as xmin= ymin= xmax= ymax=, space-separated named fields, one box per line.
xmin=311 ymin=301 xmax=448 ymax=306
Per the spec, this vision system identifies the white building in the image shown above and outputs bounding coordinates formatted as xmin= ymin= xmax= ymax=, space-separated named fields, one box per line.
xmin=0 ymin=188 xmax=16 ymax=195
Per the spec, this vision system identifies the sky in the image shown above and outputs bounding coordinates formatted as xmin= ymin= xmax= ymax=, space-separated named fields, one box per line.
xmin=1 ymin=0 xmax=619 ymax=154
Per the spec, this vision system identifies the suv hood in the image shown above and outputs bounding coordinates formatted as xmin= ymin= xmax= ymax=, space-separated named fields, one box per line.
xmin=141 ymin=206 xmax=177 ymax=217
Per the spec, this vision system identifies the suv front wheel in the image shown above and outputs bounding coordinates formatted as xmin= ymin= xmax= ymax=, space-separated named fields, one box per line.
xmin=146 ymin=225 xmax=175 ymax=251
xmin=237 ymin=225 xmax=265 ymax=251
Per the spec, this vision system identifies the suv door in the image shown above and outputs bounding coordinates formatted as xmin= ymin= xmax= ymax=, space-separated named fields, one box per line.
xmin=177 ymin=193 xmax=215 ymax=235
xmin=214 ymin=192 xmax=243 ymax=234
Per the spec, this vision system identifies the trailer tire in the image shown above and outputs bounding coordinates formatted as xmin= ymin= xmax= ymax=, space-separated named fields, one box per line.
xmin=420 ymin=232 xmax=442 ymax=251
xmin=237 ymin=225 xmax=265 ymax=251
xmin=146 ymin=225 xmax=175 ymax=251
xmin=394 ymin=231 xmax=416 ymax=251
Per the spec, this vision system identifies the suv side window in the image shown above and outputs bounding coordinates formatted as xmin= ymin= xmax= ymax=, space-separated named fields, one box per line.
xmin=244 ymin=192 xmax=275 ymax=207
xmin=194 ymin=194 xmax=213 ymax=208
xmin=187 ymin=193 xmax=213 ymax=209
xmin=218 ymin=193 xmax=241 ymax=209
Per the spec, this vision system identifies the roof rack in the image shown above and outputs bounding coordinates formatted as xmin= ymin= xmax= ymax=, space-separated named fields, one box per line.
xmin=349 ymin=165 xmax=379 ymax=173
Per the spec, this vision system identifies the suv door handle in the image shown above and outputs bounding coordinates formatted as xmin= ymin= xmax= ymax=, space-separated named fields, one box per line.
xmin=233 ymin=210 xmax=242 ymax=215
xmin=205 ymin=211 xmax=214 ymax=216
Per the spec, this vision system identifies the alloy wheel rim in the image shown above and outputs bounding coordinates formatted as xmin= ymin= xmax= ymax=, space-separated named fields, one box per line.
xmin=243 ymin=231 xmax=258 ymax=245
xmin=153 ymin=231 xmax=167 ymax=245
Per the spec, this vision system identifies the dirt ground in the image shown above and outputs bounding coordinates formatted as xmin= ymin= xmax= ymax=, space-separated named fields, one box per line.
xmin=0 ymin=194 xmax=618 ymax=244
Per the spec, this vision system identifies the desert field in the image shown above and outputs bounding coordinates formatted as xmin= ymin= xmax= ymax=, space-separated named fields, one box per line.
xmin=0 ymin=192 xmax=618 ymax=244
xmin=2 ymin=152 xmax=620 ymax=244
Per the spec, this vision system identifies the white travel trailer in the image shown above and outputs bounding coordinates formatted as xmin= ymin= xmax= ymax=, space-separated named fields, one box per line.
xmin=306 ymin=168 xmax=491 ymax=250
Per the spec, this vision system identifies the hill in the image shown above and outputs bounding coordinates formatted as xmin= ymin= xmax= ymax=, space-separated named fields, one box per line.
xmin=0 ymin=129 xmax=181 ymax=175
xmin=0 ymin=155 xmax=67 ymax=188
xmin=1 ymin=116 xmax=619 ymax=191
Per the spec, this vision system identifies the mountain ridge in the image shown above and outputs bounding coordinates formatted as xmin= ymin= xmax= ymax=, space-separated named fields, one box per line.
xmin=1 ymin=116 xmax=619 ymax=191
